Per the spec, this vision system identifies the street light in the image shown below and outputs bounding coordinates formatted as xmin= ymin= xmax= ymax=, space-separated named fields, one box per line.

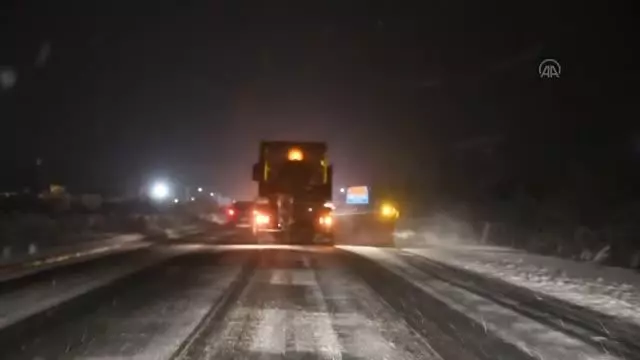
xmin=209 ymin=192 xmax=214 ymax=197
xmin=173 ymin=198 xmax=179 ymax=203
xmin=197 ymin=187 xmax=203 ymax=192
xmin=149 ymin=181 xmax=171 ymax=201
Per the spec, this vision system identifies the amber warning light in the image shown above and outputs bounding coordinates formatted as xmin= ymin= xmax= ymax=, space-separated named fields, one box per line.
xmin=287 ymin=148 xmax=304 ymax=161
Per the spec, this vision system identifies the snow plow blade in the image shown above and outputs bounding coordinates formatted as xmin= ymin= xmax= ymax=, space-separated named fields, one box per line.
xmin=333 ymin=212 xmax=396 ymax=247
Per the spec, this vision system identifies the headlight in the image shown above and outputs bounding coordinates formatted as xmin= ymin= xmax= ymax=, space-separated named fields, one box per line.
xmin=319 ymin=215 xmax=332 ymax=227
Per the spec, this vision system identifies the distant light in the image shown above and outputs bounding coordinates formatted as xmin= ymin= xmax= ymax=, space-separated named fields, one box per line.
xmin=173 ymin=198 xmax=179 ymax=203
xmin=319 ymin=215 xmax=332 ymax=227
xmin=323 ymin=202 xmax=335 ymax=209
xmin=380 ymin=203 xmax=399 ymax=218
xmin=308 ymin=207 xmax=313 ymax=212
xmin=381 ymin=204 xmax=393 ymax=216
xmin=197 ymin=187 xmax=203 ymax=192
xmin=0 ymin=67 xmax=17 ymax=90
xmin=209 ymin=192 xmax=214 ymax=197
xmin=150 ymin=181 xmax=170 ymax=200
xmin=339 ymin=188 xmax=345 ymax=193
xmin=190 ymin=197 xmax=195 ymax=201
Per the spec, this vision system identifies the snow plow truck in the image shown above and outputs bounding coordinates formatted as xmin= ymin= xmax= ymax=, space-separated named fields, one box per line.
xmin=251 ymin=140 xmax=398 ymax=246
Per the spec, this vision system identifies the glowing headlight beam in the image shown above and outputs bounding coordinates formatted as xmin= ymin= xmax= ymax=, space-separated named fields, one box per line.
xmin=380 ymin=203 xmax=399 ymax=218
xmin=255 ymin=213 xmax=270 ymax=225
xmin=319 ymin=215 xmax=332 ymax=226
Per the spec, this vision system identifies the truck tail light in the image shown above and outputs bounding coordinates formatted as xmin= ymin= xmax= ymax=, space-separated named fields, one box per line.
xmin=254 ymin=212 xmax=270 ymax=225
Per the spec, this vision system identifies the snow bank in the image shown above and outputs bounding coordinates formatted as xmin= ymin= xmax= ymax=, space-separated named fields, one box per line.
xmin=403 ymin=245 xmax=640 ymax=326
xmin=393 ymin=214 xmax=478 ymax=248
xmin=0 ymin=249 xmax=175 ymax=329
xmin=0 ymin=213 xmax=204 ymax=267
xmin=342 ymin=246 xmax=621 ymax=360
xmin=0 ymin=234 xmax=150 ymax=282
xmin=394 ymin=211 xmax=640 ymax=270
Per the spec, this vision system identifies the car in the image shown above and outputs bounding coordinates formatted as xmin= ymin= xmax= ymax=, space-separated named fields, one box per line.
xmin=224 ymin=200 xmax=254 ymax=228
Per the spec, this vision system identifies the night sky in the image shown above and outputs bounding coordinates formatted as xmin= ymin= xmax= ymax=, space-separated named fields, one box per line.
xmin=1 ymin=1 xmax=637 ymax=204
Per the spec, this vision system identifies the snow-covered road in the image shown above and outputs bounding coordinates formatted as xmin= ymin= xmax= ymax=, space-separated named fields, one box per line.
xmin=0 ymin=233 xmax=634 ymax=360
xmin=177 ymin=247 xmax=443 ymax=360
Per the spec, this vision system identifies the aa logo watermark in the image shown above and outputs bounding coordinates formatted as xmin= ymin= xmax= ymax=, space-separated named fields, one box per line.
xmin=538 ymin=58 xmax=561 ymax=79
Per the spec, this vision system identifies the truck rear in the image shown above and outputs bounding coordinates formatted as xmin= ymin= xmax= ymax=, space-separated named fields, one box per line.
xmin=251 ymin=141 xmax=334 ymax=244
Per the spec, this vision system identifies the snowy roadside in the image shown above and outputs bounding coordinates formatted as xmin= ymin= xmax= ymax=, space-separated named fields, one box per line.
xmin=341 ymin=246 xmax=621 ymax=360
xmin=164 ymin=225 xmax=204 ymax=239
xmin=0 ymin=233 xmax=145 ymax=266
xmin=0 ymin=234 xmax=151 ymax=282
xmin=0 ymin=221 xmax=206 ymax=282
xmin=402 ymin=244 xmax=640 ymax=327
